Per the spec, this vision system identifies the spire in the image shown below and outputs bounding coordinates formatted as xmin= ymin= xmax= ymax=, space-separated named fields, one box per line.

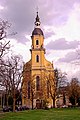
xmin=36 ymin=12 xmax=40 ymax=22
xmin=35 ymin=11 xmax=41 ymax=27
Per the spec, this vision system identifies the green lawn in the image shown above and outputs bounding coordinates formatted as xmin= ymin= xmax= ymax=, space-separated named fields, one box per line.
xmin=0 ymin=108 xmax=80 ymax=120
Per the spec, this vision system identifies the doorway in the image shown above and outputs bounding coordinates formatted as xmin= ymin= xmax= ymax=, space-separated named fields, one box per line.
xmin=36 ymin=99 xmax=41 ymax=109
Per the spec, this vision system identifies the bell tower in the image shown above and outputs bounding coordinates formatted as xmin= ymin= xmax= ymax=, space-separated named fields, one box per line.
xmin=30 ymin=12 xmax=45 ymax=69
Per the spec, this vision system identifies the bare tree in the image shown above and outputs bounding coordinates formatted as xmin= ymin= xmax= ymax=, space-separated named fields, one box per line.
xmin=47 ymin=69 xmax=67 ymax=108
xmin=47 ymin=76 xmax=55 ymax=108
xmin=0 ymin=55 xmax=23 ymax=111
xmin=0 ymin=19 xmax=11 ymax=57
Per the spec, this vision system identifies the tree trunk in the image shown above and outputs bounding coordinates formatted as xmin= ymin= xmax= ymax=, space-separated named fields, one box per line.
xmin=13 ymin=97 xmax=16 ymax=112
xmin=6 ymin=87 xmax=8 ymax=107
xmin=13 ymin=88 xmax=16 ymax=112
xmin=63 ymin=93 xmax=66 ymax=105
xmin=31 ymin=92 xmax=33 ymax=110
xmin=6 ymin=95 xmax=8 ymax=107
xmin=53 ymin=95 xmax=55 ymax=108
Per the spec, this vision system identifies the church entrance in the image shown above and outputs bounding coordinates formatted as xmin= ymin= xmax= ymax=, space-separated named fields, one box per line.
xmin=36 ymin=99 xmax=41 ymax=109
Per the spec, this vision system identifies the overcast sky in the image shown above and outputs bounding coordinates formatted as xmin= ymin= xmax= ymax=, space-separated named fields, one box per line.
xmin=0 ymin=0 xmax=80 ymax=80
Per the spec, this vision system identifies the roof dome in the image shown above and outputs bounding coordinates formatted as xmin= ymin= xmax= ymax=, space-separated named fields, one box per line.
xmin=32 ymin=28 xmax=44 ymax=36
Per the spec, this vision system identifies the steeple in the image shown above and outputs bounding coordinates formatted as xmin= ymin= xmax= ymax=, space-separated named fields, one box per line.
xmin=32 ymin=11 xmax=44 ymax=36
xmin=35 ymin=12 xmax=41 ymax=28
xmin=31 ymin=11 xmax=45 ymax=53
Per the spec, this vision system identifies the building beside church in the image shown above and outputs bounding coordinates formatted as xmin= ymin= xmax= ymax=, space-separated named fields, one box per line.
xmin=22 ymin=12 xmax=55 ymax=109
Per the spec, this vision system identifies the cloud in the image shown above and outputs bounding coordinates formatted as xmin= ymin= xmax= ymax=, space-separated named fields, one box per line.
xmin=39 ymin=0 xmax=80 ymax=26
xmin=44 ymin=30 xmax=55 ymax=38
xmin=0 ymin=0 xmax=80 ymax=43
xmin=54 ymin=2 xmax=80 ymax=41
xmin=58 ymin=51 xmax=77 ymax=63
xmin=46 ymin=38 xmax=79 ymax=50
xmin=8 ymin=39 xmax=31 ymax=62
xmin=0 ymin=0 xmax=37 ymax=42
xmin=0 ymin=5 xmax=4 ymax=10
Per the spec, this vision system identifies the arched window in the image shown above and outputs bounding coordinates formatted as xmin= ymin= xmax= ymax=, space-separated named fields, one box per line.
xmin=36 ymin=55 xmax=39 ymax=62
xmin=36 ymin=76 xmax=40 ymax=91
xmin=36 ymin=40 xmax=39 ymax=45
xmin=28 ymin=81 xmax=30 ymax=99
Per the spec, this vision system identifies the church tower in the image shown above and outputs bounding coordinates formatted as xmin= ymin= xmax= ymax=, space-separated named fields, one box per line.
xmin=22 ymin=12 xmax=54 ymax=109
xmin=31 ymin=12 xmax=46 ymax=79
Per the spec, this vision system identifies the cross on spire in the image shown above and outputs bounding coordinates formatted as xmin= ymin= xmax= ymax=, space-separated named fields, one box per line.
xmin=35 ymin=7 xmax=41 ymax=27
xmin=36 ymin=6 xmax=39 ymax=13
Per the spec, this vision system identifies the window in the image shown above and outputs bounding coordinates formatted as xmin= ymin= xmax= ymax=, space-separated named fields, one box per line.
xmin=28 ymin=81 xmax=30 ymax=99
xmin=36 ymin=55 xmax=39 ymax=62
xmin=36 ymin=76 xmax=40 ymax=91
xmin=36 ymin=40 xmax=39 ymax=45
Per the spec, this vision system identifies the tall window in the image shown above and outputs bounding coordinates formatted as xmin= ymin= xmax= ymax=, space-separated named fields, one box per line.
xmin=36 ymin=55 xmax=39 ymax=62
xmin=36 ymin=76 xmax=40 ymax=91
xmin=28 ymin=81 xmax=30 ymax=99
xmin=36 ymin=40 xmax=39 ymax=45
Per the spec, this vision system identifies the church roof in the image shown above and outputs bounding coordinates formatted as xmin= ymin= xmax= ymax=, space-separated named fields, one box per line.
xmin=32 ymin=28 xmax=44 ymax=36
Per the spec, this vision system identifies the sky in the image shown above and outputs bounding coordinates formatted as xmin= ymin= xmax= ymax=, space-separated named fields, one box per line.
xmin=0 ymin=0 xmax=80 ymax=80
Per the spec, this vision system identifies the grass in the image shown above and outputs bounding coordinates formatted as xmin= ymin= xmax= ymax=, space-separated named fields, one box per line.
xmin=0 ymin=108 xmax=80 ymax=120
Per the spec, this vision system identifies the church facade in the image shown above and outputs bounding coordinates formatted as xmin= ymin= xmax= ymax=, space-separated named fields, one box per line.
xmin=22 ymin=12 xmax=55 ymax=109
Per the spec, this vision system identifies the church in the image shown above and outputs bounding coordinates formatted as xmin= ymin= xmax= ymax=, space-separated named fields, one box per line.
xmin=22 ymin=12 xmax=55 ymax=109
